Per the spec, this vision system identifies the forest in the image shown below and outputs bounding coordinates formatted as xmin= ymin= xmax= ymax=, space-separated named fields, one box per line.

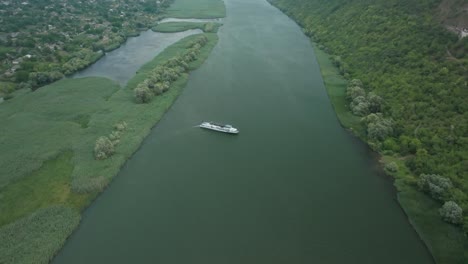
xmin=268 ymin=0 xmax=467 ymax=262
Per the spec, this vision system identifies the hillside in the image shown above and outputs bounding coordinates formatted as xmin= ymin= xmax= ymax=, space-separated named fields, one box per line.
xmin=437 ymin=0 xmax=468 ymax=36
xmin=268 ymin=0 xmax=467 ymax=263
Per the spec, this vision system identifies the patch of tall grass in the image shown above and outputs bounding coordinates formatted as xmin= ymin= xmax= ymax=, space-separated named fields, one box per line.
xmin=152 ymin=22 xmax=222 ymax=33
xmin=0 ymin=206 xmax=80 ymax=264
xmin=164 ymin=0 xmax=226 ymax=18
xmin=0 ymin=77 xmax=120 ymax=190
xmin=311 ymin=43 xmax=363 ymax=134
xmin=0 ymin=32 xmax=219 ymax=261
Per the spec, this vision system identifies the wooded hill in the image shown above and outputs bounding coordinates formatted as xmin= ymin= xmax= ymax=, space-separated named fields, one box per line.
xmin=268 ymin=0 xmax=467 ymax=262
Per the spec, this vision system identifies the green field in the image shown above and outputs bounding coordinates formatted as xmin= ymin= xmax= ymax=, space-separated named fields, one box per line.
xmin=0 ymin=32 xmax=219 ymax=264
xmin=165 ymin=0 xmax=226 ymax=18
xmin=153 ymin=21 xmax=222 ymax=33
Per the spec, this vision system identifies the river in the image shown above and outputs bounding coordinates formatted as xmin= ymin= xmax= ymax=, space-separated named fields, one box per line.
xmin=53 ymin=0 xmax=434 ymax=263
xmin=72 ymin=29 xmax=202 ymax=86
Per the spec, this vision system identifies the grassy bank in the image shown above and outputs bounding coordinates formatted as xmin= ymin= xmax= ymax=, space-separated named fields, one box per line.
xmin=312 ymin=44 xmax=363 ymax=134
xmin=165 ymin=0 xmax=226 ymax=18
xmin=0 ymin=32 xmax=219 ymax=264
xmin=312 ymin=41 xmax=468 ymax=264
xmin=152 ymin=22 xmax=222 ymax=33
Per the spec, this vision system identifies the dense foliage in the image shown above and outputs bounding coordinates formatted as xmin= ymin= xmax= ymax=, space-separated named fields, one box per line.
xmin=440 ymin=201 xmax=464 ymax=224
xmin=269 ymin=0 xmax=467 ymax=234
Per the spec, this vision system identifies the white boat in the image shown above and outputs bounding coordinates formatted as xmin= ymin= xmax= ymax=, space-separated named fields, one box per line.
xmin=199 ymin=121 xmax=239 ymax=134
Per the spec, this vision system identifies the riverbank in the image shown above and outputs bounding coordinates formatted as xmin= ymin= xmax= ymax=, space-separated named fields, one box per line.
xmin=0 ymin=32 xmax=219 ymax=264
xmin=152 ymin=22 xmax=222 ymax=33
xmin=309 ymin=16 xmax=467 ymax=264
xmin=52 ymin=0 xmax=435 ymax=262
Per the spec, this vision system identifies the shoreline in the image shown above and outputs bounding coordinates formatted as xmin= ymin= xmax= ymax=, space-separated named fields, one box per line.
xmin=0 ymin=32 xmax=221 ymax=264
xmin=265 ymin=1 xmax=467 ymax=262
xmin=0 ymin=0 xmax=228 ymax=262
xmin=310 ymin=33 xmax=466 ymax=264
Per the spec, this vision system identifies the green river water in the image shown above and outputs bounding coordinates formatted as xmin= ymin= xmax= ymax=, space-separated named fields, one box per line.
xmin=53 ymin=0 xmax=434 ymax=263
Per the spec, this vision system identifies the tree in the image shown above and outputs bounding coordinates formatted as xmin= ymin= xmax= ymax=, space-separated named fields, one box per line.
xmin=418 ymin=174 xmax=452 ymax=201
xmin=350 ymin=96 xmax=369 ymax=116
xmin=362 ymin=113 xmax=393 ymax=141
xmin=346 ymin=85 xmax=366 ymax=101
xmin=349 ymin=79 xmax=363 ymax=87
xmin=384 ymin=162 xmax=398 ymax=173
xmin=439 ymin=201 xmax=463 ymax=225
xmin=134 ymin=85 xmax=153 ymax=103
xmin=367 ymin=92 xmax=383 ymax=113
xmin=94 ymin=136 xmax=115 ymax=160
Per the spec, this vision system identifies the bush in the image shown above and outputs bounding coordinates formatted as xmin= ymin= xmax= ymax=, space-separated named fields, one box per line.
xmin=367 ymin=92 xmax=382 ymax=113
xmin=134 ymin=85 xmax=153 ymax=103
xmin=439 ymin=201 xmax=463 ymax=225
xmin=346 ymin=85 xmax=366 ymax=101
xmin=109 ymin=131 xmax=121 ymax=141
xmin=94 ymin=136 xmax=115 ymax=160
xmin=350 ymin=96 xmax=370 ymax=116
xmin=204 ymin=22 xmax=214 ymax=32
xmin=349 ymin=79 xmax=363 ymax=87
xmin=114 ymin=121 xmax=128 ymax=131
xmin=384 ymin=162 xmax=398 ymax=173
xmin=362 ymin=113 xmax=393 ymax=141
xmin=417 ymin=174 xmax=453 ymax=201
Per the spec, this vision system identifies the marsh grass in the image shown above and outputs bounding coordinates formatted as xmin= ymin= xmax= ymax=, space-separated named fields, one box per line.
xmin=153 ymin=22 xmax=222 ymax=33
xmin=0 ymin=152 xmax=90 ymax=227
xmin=0 ymin=206 xmax=81 ymax=264
xmin=0 ymin=32 xmax=219 ymax=262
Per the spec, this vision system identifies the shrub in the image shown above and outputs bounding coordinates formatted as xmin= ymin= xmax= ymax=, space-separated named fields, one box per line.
xmin=349 ymin=78 xmax=363 ymax=87
xmin=134 ymin=85 xmax=153 ymax=103
xmin=346 ymin=85 xmax=366 ymax=101
xmin=204 ymin=22 xmax=214 ymax=32
xmin=384 ymin=162 xmax=398 ymax=173
xmin=367 ymin=92 xmax=383 ymax=113
xmin=417 ymin=174 xmax=452 ymax=201
xmin=109 ymin=131 xmax=121 ymax=141
xmin=362 ymin=113 xmax=393 ymax=141
xmin=114 ymin=121 xmax=128 ymax=131
xmin=439 ymin=201 xmax=463 ymax=225
xmin=350 ymin=96 xmax=369 ymax=116
xmin=94 ymin=136 xmax=114 ymax=160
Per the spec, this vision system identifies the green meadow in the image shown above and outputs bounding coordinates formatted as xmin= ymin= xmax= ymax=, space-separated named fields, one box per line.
xmin=0 ymin=32 xmax=219 ymax=264
xmin=165 ymin=0 xmax=226 ymax=18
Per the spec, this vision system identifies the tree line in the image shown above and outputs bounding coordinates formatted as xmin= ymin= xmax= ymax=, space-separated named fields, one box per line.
xmin=268 ymin=0 xmax=467 ymax=234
